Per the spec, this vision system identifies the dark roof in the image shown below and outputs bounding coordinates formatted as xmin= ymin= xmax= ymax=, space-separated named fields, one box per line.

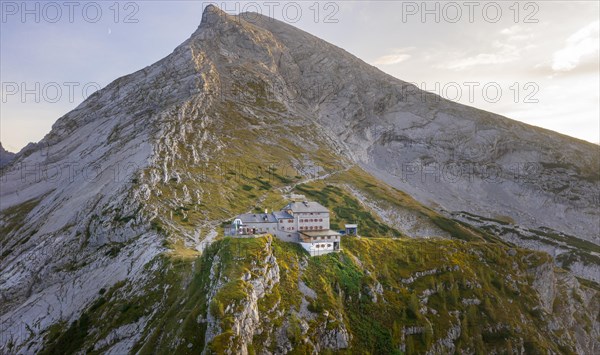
xmin=273 ymin=211 xmax=293 ymax=219
xmin=236 ymin=213 xmax=277 ymax=223
xmin=283 ymin=201 xmax=329 ymax=213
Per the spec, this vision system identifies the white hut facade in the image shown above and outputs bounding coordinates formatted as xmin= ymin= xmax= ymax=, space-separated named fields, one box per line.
xmin=229 ymin=199 xmax=345 ymax=256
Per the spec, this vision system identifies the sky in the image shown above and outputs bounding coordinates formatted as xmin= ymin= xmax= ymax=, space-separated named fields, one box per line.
xmin=1 ymin=0 xmax=599 ymax=152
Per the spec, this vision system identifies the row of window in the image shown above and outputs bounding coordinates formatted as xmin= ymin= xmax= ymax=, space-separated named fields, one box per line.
xmin=310 ymin=235 xmax=338 ymax=240
xmin=300 ymin=226 xmax=324 ymax=231
xmin=282 ymin=218 xmax=325 ymax=223
xmin=314 ymin=243 xmax=332 ymax=249
xmin=243 ymin=225 xmax=329 ymax=232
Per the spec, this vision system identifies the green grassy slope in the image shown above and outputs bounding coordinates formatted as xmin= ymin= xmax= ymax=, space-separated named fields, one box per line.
xmin=41 ymin=234 xmax=597 ymax=354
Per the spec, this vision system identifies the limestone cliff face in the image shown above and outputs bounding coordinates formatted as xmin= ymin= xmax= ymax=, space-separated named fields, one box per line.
xmin=528 ymin=261 xmax=556 ymax=312
xmin=528 ymin=261 xmax=600 ymax=354
xmin=201 ymin=236 xmax=351 ymax=354
xmin=202 ymin=237 xmax=281 ymax=354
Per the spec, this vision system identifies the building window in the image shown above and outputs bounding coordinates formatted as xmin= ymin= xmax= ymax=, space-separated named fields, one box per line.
xmin=328 ymin=244 xmax=332 ymax=248
xmin=319 ymin=218 xmax=323 ymax=222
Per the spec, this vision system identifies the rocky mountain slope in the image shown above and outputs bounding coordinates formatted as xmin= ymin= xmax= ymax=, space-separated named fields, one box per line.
xmin=239 ymin=11 xmax=599 ymax=240
xmin=0 ymin=143 xmax=16 ymax=168
xmin=237 ymin=8 xmax=600 ymax=285
xmin=1 ymin=5 xmax=598 ymax=354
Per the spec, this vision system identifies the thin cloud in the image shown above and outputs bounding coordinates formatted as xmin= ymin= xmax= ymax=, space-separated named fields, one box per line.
xmin=552 ymin=21 xmax=599 ymax=72
xmin=439 ymin=27 xmax=534 ymax=71
xmin=372 ymin=48 xmax=414 ymax=66
xmin=500 ymin=25 xmax=535 ymax=42
xmin=443 ymin=41 xmax=520 ymax=70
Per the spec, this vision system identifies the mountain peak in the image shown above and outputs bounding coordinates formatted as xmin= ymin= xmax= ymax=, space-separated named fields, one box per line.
xmin=198 ymin=4 xmax=233 ymax=31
